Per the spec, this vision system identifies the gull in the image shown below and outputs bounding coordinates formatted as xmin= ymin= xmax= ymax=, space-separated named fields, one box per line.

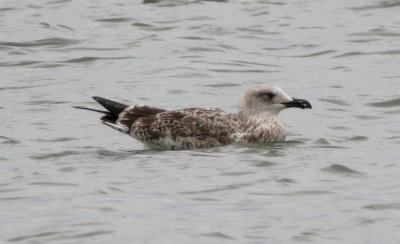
xmin=74 ymin=84 xmax=311 ymax=149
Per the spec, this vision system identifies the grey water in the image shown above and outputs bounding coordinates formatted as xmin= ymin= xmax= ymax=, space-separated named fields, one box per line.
xmin=1 ymin=0 xmax=400 ymax=243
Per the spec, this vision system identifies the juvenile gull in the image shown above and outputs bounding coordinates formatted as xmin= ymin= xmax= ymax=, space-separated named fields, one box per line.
xmin=74 ymin=85 xmax=311 ymax=149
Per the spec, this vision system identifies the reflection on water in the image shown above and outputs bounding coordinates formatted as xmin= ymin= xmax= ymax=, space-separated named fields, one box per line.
xmin=1 ymin=0 xmax=400 ymax=243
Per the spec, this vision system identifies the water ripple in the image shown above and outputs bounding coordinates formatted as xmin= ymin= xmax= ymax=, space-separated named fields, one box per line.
xmin=0 ymin=81 xmax=66 ymax=90
xmin=363 ymin=203 xmax=400 ymax=210
xmin=0 ymin=7 xmax=17 ymax=12
xmin=313 ymin=138 xmax=330 ymax=145
xmin=180 ymin=36 xmax=213 ymax=40
xmin=290 ymin=190 xmax=334 ymax=196
xmin=350 ymin=29 xmax=400 ymax=37
xmin=25 ymin=100 xmax=67 ymax=105
xmin=64 ymin=56 xmax=133 ymax=63
xmin=8 ymin=231 xmax=74 ymax=242
xmin=247 ymin=159 xmax=277 ymax=167
xmin=334 ymin=50 xmax=400 ymax=58
xmin=180 ymin=182 xmax=252 ymax=194
xmin=58 ymin=230 xmax=115 ymax=239
xmin=291 ymin=50 xmax=336 ymax=58
xmin=203 ymin=82 xmax=241 ymax=88
xmin=220 ymin=171 xmax=255 ymax=176
xmin=367 ymin=98 xmax=400 ymax=107
xmin=30 ymin=150 xmax=82 ymax=160
xmin=95 ymin=17 xmax=134 ymax=22
xmin=132 ymin=22 xmax=176 ymax=31
xmin=29 ymin=182 xmax=79 ymax=187
xmin=319 ymin=98 xmax=350 ymax=106
xmin=351 ymin=1 xmax=400 ymax=10
xmin=202 ymin=232 xmax=235 ymax=240
xmin=0 ymin=61 xmax=41 ymax=67
xmin=8 ymin=229 xmax=114 ymax=242
xmin=0 ymin=196 xmax=33 ymax=201
xmin=0 ymin=136 xmax=20 ymax=145
xmin=292 ymin=231 xmax=317 ymax=242
xmin=347 ymin=136 xmax=369 ymax=142
xmin=35 ymin=137 xmax=77 ymax=143
xmin=322 ymin=164 xmax=363 ymax=175
xmin=0 ymin=188 xmax=23 ymax=193
xmin=0 ymin=37 xmax=80 ymax=48
xmin=208 ymin=68 xmax=275 ymax=73
xmin=58 ymin=166 xmax=77 ymax=172
xmin=232 ymin=60 xmax=279 ymax=67
xmin=354 ymin=115 xmax=380 ymax=120
xmin=191 ymin=197 xmax=220 ymax=202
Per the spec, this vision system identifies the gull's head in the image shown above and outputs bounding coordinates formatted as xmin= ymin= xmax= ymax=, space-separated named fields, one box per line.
xmin=239 ymin=84 xmax=312 ymax=118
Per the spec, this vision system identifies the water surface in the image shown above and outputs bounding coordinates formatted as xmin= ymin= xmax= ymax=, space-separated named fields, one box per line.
xmin=1 ymin=0 xmax=400 ymax=243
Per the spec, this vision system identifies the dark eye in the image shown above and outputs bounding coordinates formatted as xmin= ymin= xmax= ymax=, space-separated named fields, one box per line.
xmin=259 ymin=93 xmax=274 ymax=99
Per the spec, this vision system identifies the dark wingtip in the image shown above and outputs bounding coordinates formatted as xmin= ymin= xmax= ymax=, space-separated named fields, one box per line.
xmin=72 ymin=106 xmax=109 ymax=114
xmin=92 ymin=96 xmax=129 ymax=117
xmin=92 ymin=96 xmax=101 ymax=102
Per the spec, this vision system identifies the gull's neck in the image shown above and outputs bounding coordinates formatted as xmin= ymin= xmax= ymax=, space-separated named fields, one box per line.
xmin=238 ymin=110 xmax=279 ymax=122
xmin=235 ymin=110 xmax=286 ymax=142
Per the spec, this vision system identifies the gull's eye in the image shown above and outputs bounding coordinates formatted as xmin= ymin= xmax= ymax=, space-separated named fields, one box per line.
xmin=258 ymin=92 xmax=274 ymax=99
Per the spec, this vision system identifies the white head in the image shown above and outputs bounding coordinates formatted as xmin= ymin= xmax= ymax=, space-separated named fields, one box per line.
xmin=238 ymin=84 xmax=311 ymax=119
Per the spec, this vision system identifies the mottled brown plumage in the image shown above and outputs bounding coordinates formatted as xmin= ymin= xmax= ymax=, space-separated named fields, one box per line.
xmin=118 ymin=107 xmax=241 ymax=149
xmin=75 ymin=85 xmax=312 ymax=149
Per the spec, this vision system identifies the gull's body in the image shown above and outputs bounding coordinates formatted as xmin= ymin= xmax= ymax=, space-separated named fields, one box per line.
xmin=75 ymin=85 xmax=311 ymax=150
